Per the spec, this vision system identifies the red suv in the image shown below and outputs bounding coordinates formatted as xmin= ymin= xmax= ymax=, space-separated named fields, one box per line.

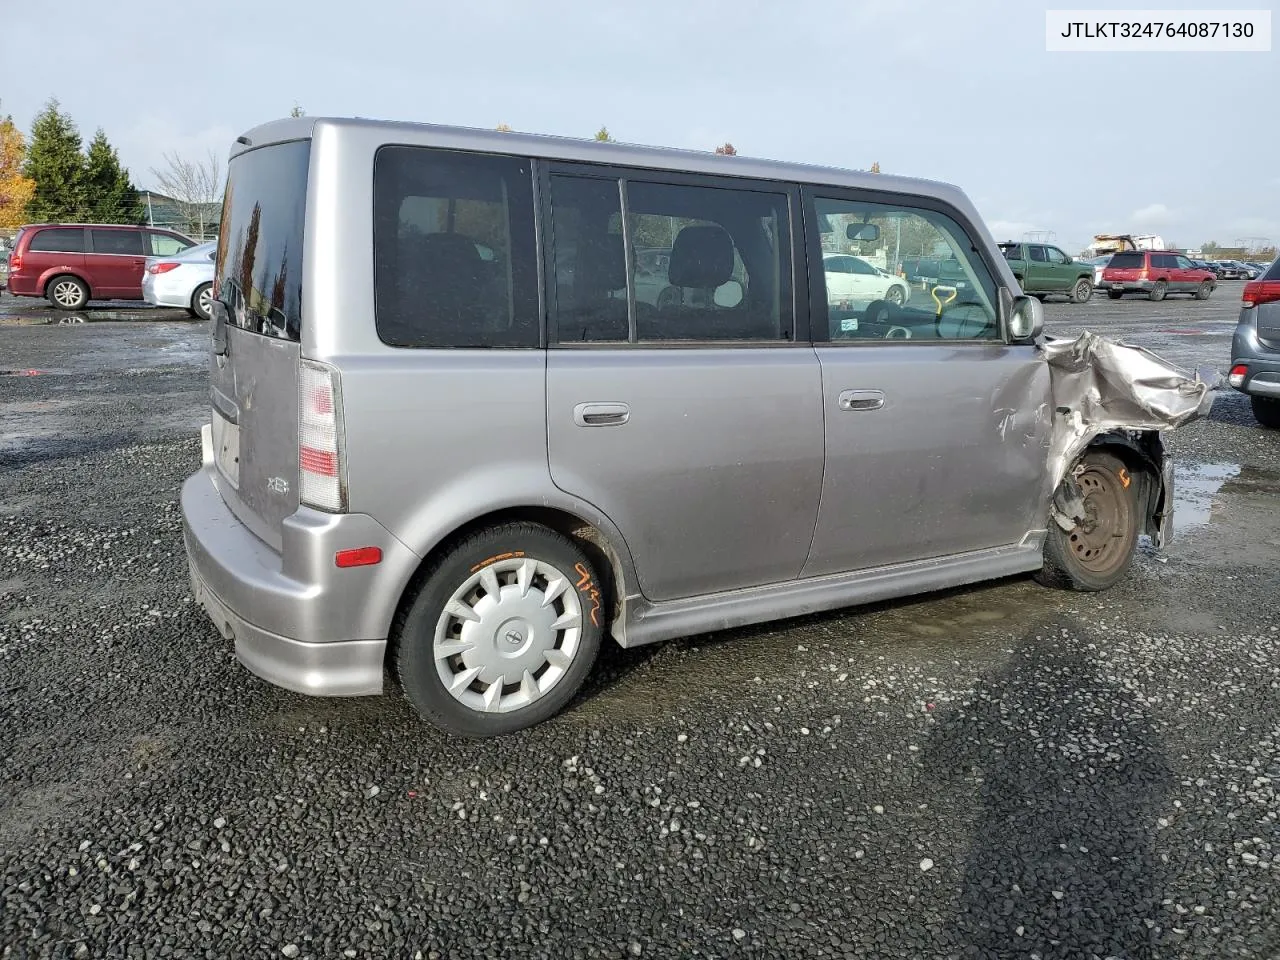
xmin=1101 ymin=250 xmax=1216 ymax=302
xmin=5 ymin=223 xmax=198 ymax=310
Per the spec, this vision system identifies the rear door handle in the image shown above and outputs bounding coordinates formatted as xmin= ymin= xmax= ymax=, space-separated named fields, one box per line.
xmin=573 ymin=401 xmax=630 ymax=426
xmin=838 ymin=389 xmax=885 ymax=412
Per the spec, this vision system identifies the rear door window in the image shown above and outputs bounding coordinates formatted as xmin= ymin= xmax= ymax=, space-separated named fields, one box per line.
xmin=90 ymin=229 xmax=145 ymax=255
xmin=216 ymin=139 xmax=310 ymax=342
xmin=28 ymin=228 xmax=86 ymax=253
xmin=372 ymin=146 xmax=538 ymax=348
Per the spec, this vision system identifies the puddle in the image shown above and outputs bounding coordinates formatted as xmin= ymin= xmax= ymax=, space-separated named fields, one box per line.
xmin=1173 ymin=461 xmax=1241 ymax=529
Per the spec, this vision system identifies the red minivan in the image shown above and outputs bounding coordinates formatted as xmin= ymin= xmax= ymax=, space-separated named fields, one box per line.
xmin=5 ymin=223 xmax=198 ymax=310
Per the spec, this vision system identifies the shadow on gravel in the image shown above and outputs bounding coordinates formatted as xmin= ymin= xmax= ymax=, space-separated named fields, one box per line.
xmin=924 ymin=636 xmax=1173 ymax=960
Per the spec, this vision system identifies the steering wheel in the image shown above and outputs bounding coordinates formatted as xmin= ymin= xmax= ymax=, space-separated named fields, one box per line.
xmin=883 ymin=326 xmax=912 ymax=339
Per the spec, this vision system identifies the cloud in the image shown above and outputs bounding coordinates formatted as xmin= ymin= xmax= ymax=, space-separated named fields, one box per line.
xmin=1130 ymin=203 xmax=1176 ymax=227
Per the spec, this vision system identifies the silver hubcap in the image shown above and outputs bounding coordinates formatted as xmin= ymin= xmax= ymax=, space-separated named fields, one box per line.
xmin=434 ymin=557 xmax=583 ymax=714
xmin=53 ymin=281 xmax=82 ymax=307
xmin=198 ymin=286 xmax=212 ymax=314
xmin=887 ymin=287 xmax=904 ymax=304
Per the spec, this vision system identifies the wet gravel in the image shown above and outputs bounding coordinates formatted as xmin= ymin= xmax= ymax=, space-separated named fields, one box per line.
xmin=2 ymin=288 xmax=1279 ymax=959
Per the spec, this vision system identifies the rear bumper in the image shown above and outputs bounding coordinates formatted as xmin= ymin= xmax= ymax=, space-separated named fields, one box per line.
xmin=1231 ymin=319 xmax=1280 ymax=397
xmin=6 ymin=273 xmax=39 ymax=297
xmin=182 ymin=425 xmax=421 ymax=697
xmin=1104 ymin=278 xmax=1154 ymax=292
xmin=142 ymin=271 xmax=191 ymax=309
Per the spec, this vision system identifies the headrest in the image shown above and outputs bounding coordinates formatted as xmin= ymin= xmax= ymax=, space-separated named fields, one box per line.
xmin=668 ymin=225 xmax=733 ymax=289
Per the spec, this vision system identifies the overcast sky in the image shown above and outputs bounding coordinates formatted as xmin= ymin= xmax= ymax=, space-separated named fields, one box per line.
xmin=2 ymin=0 xmax=1275 ymax=252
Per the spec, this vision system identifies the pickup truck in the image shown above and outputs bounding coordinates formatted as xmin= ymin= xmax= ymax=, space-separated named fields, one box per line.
xmin=998 ymin=242 xmax=1095 ymax=303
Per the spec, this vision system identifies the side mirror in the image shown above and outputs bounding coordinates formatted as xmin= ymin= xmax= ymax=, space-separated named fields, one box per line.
xmin=1008 ymin=294 xmax=1044 ymax=341
xmin=847 ymin=223 xmax=880 ymax=242
xmin=210 ymin=296 xmax=229 ymax=355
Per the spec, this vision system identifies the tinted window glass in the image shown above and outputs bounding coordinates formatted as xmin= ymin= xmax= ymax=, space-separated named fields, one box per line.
xmin=150 ymin=232 xmax=194 ymax=256
xmin=627 ymin=180 xmax=789 ymax=342
xmin=1152 ymin=254 xmax=1176 ymax=268
xmin=91 ymin=229 xmax=145 ymax=255
xmin=999 ymin=244 xmax=1019 ymax=259
xmin=813 ymin=196 xmax=999 ymax=342
xmin=1265 ymin=259 xmax=1280 ymax=281
xmin=29 ymin=228 xmax=85 ymax=253
xmin=549 ymin=175 xmax=628 ymax=343
xmin=373 ymin=147 xmax=537 ymax=348
xmin=848 ymin=257 xmax=877 ymax=275
xmin=216 ymin=139 xmax=310 ymax=342
xmin=1109 ymin=253 xmax=1144 ymax=268
xmin=1028 ymin=246 xmax=1048 ymax=262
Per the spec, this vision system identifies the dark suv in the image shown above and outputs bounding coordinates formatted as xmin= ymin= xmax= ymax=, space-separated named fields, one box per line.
xmin=1229 ymin=257 xmax=1280 ymax=428
xmin=6 ymin=223 xmax=197 ymax=310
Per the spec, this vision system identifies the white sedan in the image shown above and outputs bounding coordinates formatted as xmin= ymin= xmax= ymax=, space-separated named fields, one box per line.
xmin=824 ymin=254 xmax=910 ymax=307
xmin=142 ymin=240 xmax=217 ymax=319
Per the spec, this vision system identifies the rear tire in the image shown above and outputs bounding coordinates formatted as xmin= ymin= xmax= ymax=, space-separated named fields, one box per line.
xmin=394 ymin=522 xmax=605 ymax=738
xmin=189 ymin=282 xmax=213 ymax=321
xmin=1036 ymin=450 xmax=1141 ymax=592
xmin=46 ymin=275 xmax=88 ymax=310
xmin=1148 ymin=281 xmax=1167 ymax=302
xmin=1107 ymin=289 xmax=1123 ymax=300
xmin=1072 ymin=278 xmax=1093 ymax=303
xmin=1252 ymin=396 xmax=1280 ymax=429
xmin=1194 ymin=281 xmax=1213 ymax=301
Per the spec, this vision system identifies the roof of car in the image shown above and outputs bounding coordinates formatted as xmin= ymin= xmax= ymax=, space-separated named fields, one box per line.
xmin=230 ymin=116 xmax=982 ymax=222
xmin=19 ymin=222 xmax=187 ymax=231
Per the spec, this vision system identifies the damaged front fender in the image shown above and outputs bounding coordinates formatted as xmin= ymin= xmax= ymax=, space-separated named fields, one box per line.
xmin=1041 ymin=332 xmax=1219 ymax=547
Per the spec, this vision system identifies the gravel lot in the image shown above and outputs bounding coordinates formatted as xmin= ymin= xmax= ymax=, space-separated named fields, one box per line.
xmin=2 ymin=285 xmax=1278 ymax=959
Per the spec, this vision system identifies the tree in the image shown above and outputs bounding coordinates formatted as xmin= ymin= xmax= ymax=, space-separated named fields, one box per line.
xmin=83 ymin=129 xmax=141 ymax=222
xmin=594 ymin=126 xmax=614 ymax=142
xmin=23 ymin=99 xmax=85 ymax=222
xmin=495 ymin=123 xmax=513 ymax=132
xmin=1201 ymin=241 xmax=1220 ymax=255
xmin=290 ymin=103 xmax=305 ymax=118
xmin=714 ymin=143 xmax=737 ymax=155
xmin=870 ymin=161 xmax=881 ymax=174
xmin=151 ymin=149 xmax=223 ymax=239
xmin=0 ymin=109 xmax=35 ymax=228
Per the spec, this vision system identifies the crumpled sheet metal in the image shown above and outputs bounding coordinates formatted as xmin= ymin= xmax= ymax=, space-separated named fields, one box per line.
xmin=1041 ymin=331 xmax=1219 ymax=488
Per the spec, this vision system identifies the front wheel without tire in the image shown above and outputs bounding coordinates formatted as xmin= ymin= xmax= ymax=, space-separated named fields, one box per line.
xmin=394 ymin=522 xmax=605 ymax=738
xmin=1072 ymin=278 xmax=1093 ymax=303
xmin=47 ymin=275 xmax=88 ymax=310
xmin=1252 ymin=396 xmax=1280 ymax=429
xmin=1036 ymin=450 xmax=1140 ymax=592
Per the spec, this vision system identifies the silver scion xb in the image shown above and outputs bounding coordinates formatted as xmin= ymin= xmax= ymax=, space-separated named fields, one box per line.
xmin=182 ymin=117 xmax=1180 ymax=738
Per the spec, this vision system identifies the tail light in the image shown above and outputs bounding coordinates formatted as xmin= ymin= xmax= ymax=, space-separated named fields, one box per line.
xmin=298 ymin=362 xmax=346 ymax=512
xmin=147 ymin=262 xmax=180 ymax=275
xmin=9 ymin=252 xmax=21 ymax=272
xmin=1229 ymin=364 xmax=1248 ymax=388
xmin=1243 ymin=281 xmax=1280 ymax=307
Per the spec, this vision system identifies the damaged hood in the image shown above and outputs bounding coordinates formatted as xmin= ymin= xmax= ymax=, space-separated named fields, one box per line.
xmin=1042 ymin=331 xmax=1219 ymax=487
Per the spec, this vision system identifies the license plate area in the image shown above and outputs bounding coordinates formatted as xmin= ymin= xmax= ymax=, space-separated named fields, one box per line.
xmin=211 ymin=412 xmax=240 ymax=487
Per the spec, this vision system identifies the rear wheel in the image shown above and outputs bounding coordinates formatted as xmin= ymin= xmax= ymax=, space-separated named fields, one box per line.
xmin=394 ymin=522 xmax=605 ymax=738
xmin=1148 ymin=280 xmax=1167 ymax=302
xmin=1072 ymin=278 xmax=1093 ymax=303
xmin=190 ymin=282 xmax=213 ymax=320
xmin=1036 ymin=451 xmax=1141 ymax=592
xmin=47 ymin=275 xmax=88 ymax=310
xmin=1252 ymin=396 xmax=1280 ymax=429
xmin=1194 ymin=280 xmax=1213 ymax=301
xmin=1107 ymin=289 xmax=1123 ymax=300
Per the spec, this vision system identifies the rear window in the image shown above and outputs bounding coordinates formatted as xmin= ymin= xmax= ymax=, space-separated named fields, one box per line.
xmin=1108 ymin=253 xmax=1144 ymax=269
xmin=372 ymin=146 xmax=538 ymax=348
xmin=1265 ymin=259 xmax=1280 ymax=281
xmin=215 ymin=140 xmax=310 ymax=342
xmin=998 ymin=244 xmax=1019 ymax=259
xmin=28 ymin=227 xmax=85 ymax=253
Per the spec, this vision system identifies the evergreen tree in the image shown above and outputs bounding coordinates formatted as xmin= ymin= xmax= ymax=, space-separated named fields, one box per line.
xmin=83 ymin=129 xmax=141 ymax=222
xmin=23 ymin=99 xmax=85 ymax=221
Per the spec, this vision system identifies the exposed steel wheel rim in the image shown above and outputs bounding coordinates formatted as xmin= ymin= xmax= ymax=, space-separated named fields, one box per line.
xmin=1067 ymin=465 xmax=1134 ymax=576
xmin=433 ymin=556 xmax=583 ymax=714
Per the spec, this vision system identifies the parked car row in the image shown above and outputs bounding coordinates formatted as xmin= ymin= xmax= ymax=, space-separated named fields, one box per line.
xmin=2 ymin=222 xmax=216 ymax=317
xmin=1230 ymin=256 xmax=1280 ymax=428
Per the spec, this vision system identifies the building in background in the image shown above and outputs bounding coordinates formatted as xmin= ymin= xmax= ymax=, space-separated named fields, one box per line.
xmin=138 ymin=190 xmax=221 ymax=241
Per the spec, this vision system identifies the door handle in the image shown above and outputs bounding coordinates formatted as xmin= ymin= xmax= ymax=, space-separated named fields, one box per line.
xmin=573 ymin=401 xmax=630 ymax=427
xmin=838 ymin=389 xmax=885 ymax=412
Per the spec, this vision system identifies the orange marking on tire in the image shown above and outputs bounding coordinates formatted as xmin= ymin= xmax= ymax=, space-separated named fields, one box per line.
xmin=1118 ymin=468 xmax=1131 ymax=489
xmin=469 ymin=550 xmax=525 ymax=573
